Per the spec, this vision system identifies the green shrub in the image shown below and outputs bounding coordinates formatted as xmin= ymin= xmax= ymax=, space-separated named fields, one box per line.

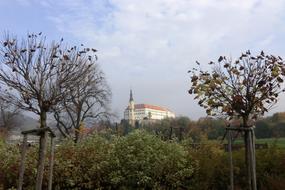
xmin=183 ymin=139 xmax=228 ymax=190
xmin=183 ymin=138 xmax=285 ymax=190
xmin=52 ymin=134 xmax=112 ymax=189
xmin=1 ymin=130 xmax=285 ymax=190
xmin=0 ymin=131 xmax=196 ymax=189
xmin=108 ymin=130 xmax=195 ymax=189
xmin=0 ymin=143 xmax=38 ymax=189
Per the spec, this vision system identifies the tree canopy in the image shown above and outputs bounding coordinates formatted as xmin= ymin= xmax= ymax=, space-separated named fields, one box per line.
xmin=189 ymin=51 xmax=285 ymax=126
xmin=0 ymin=32 xmax=103 ymax=188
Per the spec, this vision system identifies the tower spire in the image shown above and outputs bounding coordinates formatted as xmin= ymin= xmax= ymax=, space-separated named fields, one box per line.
xmin=130 ymin=89 xmax=134 ymax=101
xmin=128 ymin=89 xmax=135 ymax=127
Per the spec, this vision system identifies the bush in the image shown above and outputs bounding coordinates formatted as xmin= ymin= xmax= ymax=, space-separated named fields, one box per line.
xmin=183 ymin=138 xmax=285 ymax=190
xmin=255 ymin=144 xmax=285 ymax=190
xmin=0 ymin=131 xmax=196 ymax=189
xmin=1 ymin=130 xmax=285 ymax=189
xmin=0 ymin=142 xmax=38 ymax=189
xmin=52 ymin=134 xmax=112 ymax=189
xmin=109 ymin=130 xmax=194 ymax=189
xmin=182 ymin=139 xmax=228 ymax=190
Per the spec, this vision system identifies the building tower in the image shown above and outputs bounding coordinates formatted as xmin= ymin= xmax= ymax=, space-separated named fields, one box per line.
xmin=128 ymin=89 xmax=135 ymax=126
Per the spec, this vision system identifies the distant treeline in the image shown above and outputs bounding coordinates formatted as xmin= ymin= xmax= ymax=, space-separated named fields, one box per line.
xmin=118 ymin=112 xmax=285 ymax=141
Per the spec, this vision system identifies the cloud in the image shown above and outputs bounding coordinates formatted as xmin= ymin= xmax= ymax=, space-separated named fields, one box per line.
xmin=30 ymin=0 xmax=285 ymax=119
xmin=15 ymin=0 xmax=33 ymax=6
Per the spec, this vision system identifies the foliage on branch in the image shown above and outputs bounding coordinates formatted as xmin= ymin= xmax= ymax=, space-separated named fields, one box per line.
xmin=0 ymin=131 xmax=196 ymax=189
xmin=189 ymin=51 xmax=285 ymax=124
xmin=0 ymin=32 xmax=103 ymax=187
xmin=0 ymin=32 xmax=98 ymax=116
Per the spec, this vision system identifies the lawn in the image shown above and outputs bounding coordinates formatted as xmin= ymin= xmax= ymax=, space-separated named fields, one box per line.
xmin=234 ymin=137 xmax=285 ymax=148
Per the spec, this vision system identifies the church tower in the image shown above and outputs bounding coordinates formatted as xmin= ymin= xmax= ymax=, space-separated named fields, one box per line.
xmin=128 ymin=89 xmax=135 ymax=126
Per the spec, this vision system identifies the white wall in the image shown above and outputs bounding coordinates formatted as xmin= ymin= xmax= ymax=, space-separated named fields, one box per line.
xmin=124 ymin=107 xmax=175 ymax=121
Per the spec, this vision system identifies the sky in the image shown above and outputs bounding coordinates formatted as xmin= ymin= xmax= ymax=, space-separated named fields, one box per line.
xmin=1 ymin=0 xmax=285 ymax=120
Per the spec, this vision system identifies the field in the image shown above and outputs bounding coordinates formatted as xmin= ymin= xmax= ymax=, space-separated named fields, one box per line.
xmin=234 ymin=137 xmax=285 ymax=148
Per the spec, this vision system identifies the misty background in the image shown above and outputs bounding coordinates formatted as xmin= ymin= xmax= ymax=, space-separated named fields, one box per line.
xmin=1 ymin=0 xmax=285 ymax=120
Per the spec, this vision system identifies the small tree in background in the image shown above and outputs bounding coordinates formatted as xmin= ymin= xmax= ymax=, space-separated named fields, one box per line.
xmin=53 ymin=62 xmax=111 ymax=143
xmin=0 ymin=97 xmax=20 ymax=137
xmin=189 ymin=51 xmax=285 ymax=190
xmin=0 ymin=32 xmax=98 ymax=189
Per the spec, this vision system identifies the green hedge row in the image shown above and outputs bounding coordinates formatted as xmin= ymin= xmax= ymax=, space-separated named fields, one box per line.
xmin=0 ymin=130 xmax=194 ymax=189
xmin=1 ymin=130 xmax=285 ymax=189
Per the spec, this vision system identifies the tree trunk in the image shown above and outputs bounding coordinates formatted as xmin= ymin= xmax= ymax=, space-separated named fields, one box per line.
xmin=179 ymin=127 xmax=183 ymax=142
xmin=169 ymin=126 xmax=173 ymax=140
xmin=249 ymin=130 xmax=257 ymax=190
xmin=75 ymin=129 xmax=80 ymax=143
xmin=244 ymin=131 xmax=252 ymax=190
xmin=36 ymin=111 xmax=47 ymax=190
xmin=252 ymin=130 xmax=257 ymax=189
xmin=18 ymin=134 xmax=28 ymax=190
xmin=243 ymin=117 xmax=252 ymax=190
xmin=115 ymin=123 xmax=119 ymax=136
xmin=228 ymin=130 xmax=234 ymax=190
xmin=243 ymin=116 xmax=257 ymax=190
xmin=55 ymin=121 xmax=67 ymax=138
xmin=48 ymin=137 xmax=55 ymax=190
xmin=74 ymin=109 xmax=81 ymax=143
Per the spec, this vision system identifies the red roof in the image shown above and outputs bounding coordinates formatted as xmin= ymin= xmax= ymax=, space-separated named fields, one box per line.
xmin=134 ymin=104 xmax=169 ymax=112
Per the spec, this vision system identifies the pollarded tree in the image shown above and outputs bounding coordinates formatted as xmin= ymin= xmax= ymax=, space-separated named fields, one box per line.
xmin=53 ymin=63 xmax=111 ymax=143
xmin=188 ymin=51 xmax=285 ymax=190
xmin=189 ymin=50 xmax=285 ymax=126
xmin=0 ymin=32 xmax=98 ymax=189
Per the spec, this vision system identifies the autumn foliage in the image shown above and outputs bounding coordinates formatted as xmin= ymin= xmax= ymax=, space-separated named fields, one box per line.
xmin=189 ymin=51 xmax=285 ymax=125
xmin=1 ymin=130 xmax=285 ymax=189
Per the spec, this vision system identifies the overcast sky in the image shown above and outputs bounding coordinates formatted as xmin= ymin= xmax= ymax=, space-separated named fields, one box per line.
xmin=1 ymin=0 xmax=285 ymax=120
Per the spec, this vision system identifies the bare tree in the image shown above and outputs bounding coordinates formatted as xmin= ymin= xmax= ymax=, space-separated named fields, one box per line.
xmin=0 ymin=32 xmax=98 ymax=189
xmin=53 ymin=63 xmax=111 ymax=143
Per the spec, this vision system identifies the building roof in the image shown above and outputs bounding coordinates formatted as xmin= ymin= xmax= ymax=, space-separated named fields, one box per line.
xmin=126 ymin=103 xmax=173 ymax=112
xmin=129 ymin=89 xmax=134 ymax=101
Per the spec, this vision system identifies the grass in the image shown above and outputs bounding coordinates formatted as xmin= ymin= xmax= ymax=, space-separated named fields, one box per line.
xmin=234 ymin=137 xmax=285 ymax=148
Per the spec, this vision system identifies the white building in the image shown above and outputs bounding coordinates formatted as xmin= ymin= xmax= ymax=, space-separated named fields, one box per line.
xmin=124 ymin=90 xmax=175 ymax=126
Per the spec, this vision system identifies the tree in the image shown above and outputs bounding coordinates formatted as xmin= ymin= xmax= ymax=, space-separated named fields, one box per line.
xmin=271 ymin=112 xmax=285 ymax=122
xmin=0 ymin=32 xmax=97 ymax=189
xmin=189 ymin=51 xmax=285 ymax=123
xmin=53 ymin=62 xmax=111 ymax=143
xmin=254 ymin=120 xmax=272 ymax=138
xmin=140 ymin=117 xmax=193 ymax=141
xmin=196 ymin=117 xmax=226 ymax=140
xmin=170 ymin=116 xmax=192 ymax=141
xmin=189 ymin=51 xmax=285 ymax=190
xmin=0 ymin=97 xmax=20 ymax=137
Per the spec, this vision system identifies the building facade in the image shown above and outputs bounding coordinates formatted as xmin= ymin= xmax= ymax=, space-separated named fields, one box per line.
xmin=124 ymin=90 xmax=175 ymax=126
